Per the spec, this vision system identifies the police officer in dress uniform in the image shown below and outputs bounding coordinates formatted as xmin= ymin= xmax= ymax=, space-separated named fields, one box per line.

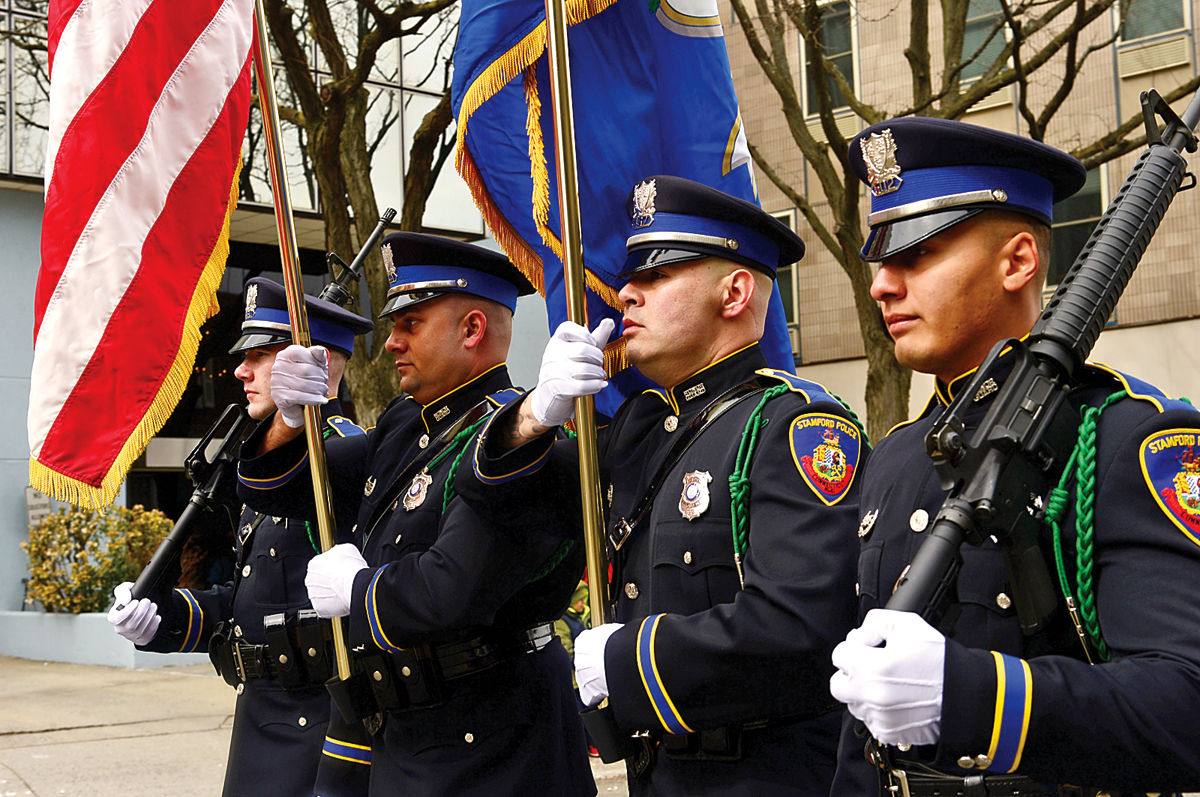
xmin=828 ymin=117 xmax=1200 ymax=796
xmin=236 ymin=234 xmax=596 ymax=797
xmin=455 ymin=175 xmax=865 ymax=796
xmin=107 ymin=277 xmax=376 ymax=796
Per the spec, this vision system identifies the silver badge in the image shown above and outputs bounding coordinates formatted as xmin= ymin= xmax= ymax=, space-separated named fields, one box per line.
xmin=382 ymin=242 xmax=397 ymax=284
xmin=682 ymin=383 xmax=706 ymax=402
xmin=974 ymin=378 xmax=998 ymax=402
xmin=858 ymin=508 xmax=879 ymax=538
xmin=664 ymin=415 xmax=678 ymax=432
xmin=363 ymin=476 xmax=376 ymax=497
xmin=631 ymin=179 xmax=657 ymax=229
xmin=433 ymin=406 xmax=450 ymax=422
xmin=679 ymin=470 xmax=712 ymax=521
xmin=404 ymin=472 xmax=433 ymax=511
xmin=244 ymin=283 xmax=258 ymax=319
xmin=861 ymin=129 xmax=902 ymax=197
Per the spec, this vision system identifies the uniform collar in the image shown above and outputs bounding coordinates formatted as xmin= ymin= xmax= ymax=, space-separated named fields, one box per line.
xmin=934 ymin=341 xmax=1019 ymax=407
xmin=656 ymin=343 xmax=766 ymax=415
xmin=419 ymin=363 xmax=513 ymax=435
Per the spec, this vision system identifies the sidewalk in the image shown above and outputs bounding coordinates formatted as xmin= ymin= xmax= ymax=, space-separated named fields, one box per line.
xmin=0 ymin=655 xmax=628 ymax=796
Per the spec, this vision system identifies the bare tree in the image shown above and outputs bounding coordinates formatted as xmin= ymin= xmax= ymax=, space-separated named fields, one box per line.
xmin=261 ymin=0 xmax=458 ymax=424
xmin=729 ymin=0 xmax=1200 ymax=438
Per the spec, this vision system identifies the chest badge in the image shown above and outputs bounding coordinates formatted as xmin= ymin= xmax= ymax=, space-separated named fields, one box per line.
xmin=404 ymin=471 xmax=433 ymax=511
xmin=858 ymin=508 xmax=878 ymax=538
xmin=363 ymin=476 xmax=376 ymax=497
xmin=679 ymin=470 xmax=713 ymax=521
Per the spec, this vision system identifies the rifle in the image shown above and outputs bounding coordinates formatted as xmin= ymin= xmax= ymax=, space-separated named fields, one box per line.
xmin=124 ymin=208 xmax=396 ymax=605
xmin=126 ymin=403 xmax=254 ymax=603
xmin=887 ymin=89 xmax=1200 ymax=635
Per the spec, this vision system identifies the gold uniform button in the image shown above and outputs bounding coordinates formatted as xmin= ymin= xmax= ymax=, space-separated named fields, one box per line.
xmin=298 ymin=716 xmax=308 ymax=727
xmin=401 ymin=666 xmax=412 ymax=677
xmin=278 ymin=653 xmax=289 ymax=665
xmin=664 ymin=416 xmax=678 ymax=432
xmin=957 ymin=755 xmax=975 ymax=769
xmin=464 ymin=732 xmax=475 ymax=743
xmin=373 ymin=670 xmax=384 ymax=682
xmin=909 ymin=508 xmax=929 ymax=532
xmin=242 ymin=565 xmax=251 ymax=578
xmin=625 ymin=582 xmax=640 ymax=599
xmin=974 ymin=754 xmax=992 ymax=768
xmin=683 ymin=551 xmax=693 ymax=565
xmin=236 ymin=683 xmax=245 ymax=695
xmin=269 ymin=547 xmax=277 ymax=558
xmin=419 ymin=434 xmax=430 ymax=449
xmin=996 ymin=592 xmax=1012 ymax=610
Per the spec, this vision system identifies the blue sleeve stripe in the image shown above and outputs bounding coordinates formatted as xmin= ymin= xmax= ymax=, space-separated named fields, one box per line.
xmin=176 ymin=589 xmax=203 ymax=653
xmin=986 ymin=651 xmax=1032 ymax=773
xmin=635 ymin=615 xmax=693 ymax=735
xmin=322 ymin=736 xmax=372 ymax=765
xmin=237 ymin=453 xmax=308 ymax=489
xmin=365 ymin=565 xmax=402 ymax=653
xmin=472 ymin=411 xmax=552 ymax=484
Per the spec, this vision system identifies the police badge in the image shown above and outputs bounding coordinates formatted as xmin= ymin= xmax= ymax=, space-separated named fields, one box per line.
xmin=861 ymin=129 xmax=902 ymax=197
xmin=679 ymin=470 xmax=712 ymax=520
xmin=631 ymin=179 xmax=657 ymax=229
xmin=382 ymin=240 xmax=397 ymax=284
xmin=244 ymin=283 xmax=258 ymax=319
xmin=404 ymin=471 xmax=433 ymax=511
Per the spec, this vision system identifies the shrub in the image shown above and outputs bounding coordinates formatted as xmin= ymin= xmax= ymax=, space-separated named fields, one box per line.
xmin=21 ymin=505 xmax=173 ymax=613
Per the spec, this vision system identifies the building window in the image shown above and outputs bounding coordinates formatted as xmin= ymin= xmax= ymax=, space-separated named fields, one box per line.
xmin=962 ymin=0 xmax=1007 ymax=81
xmin=1120 ymin=0 xmax=1186 ymax=41
xmin=1049 ymin=167 xmax=1104 ymax=286
xmin=801 ymin=0 xmax=853 ymax=117
xmin=2 ymin=2 xmax=50 ymax=179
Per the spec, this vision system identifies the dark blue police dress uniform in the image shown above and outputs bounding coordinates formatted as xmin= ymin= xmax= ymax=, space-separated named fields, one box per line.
xmin=464 ymin=344 xmax=863 ymax=796
xmin=238 ymin=234 xmax=595 ymax=797
xmin=835 ymin=361 xmax=1200 ymax=795
xmin=141 ymin=401 xmax=373 ymax=797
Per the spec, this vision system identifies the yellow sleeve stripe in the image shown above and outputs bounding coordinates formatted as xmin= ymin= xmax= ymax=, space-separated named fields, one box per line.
xmin=635 ymin=614 xmax=694 ymax=734
xmin=985 ymin=651 xmax=1032 ymax=773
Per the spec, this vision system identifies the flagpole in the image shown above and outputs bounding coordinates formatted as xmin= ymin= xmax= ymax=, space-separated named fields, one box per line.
xmin=542 ymin=0 xmax=608 ymax=630
xmin=250 ymin=0 xmax=351 ymax=682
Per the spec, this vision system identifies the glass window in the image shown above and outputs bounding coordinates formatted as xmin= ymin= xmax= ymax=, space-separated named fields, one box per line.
xmin=1120 ymin=0 xmax=1186 ymax=40
xmin=962 ymin=0 xmax=1006 ymax=81
xmin=367 ymin=84 xmax=404 ymax=213
xmin=1 ymin=14 xmax=8 ymax=174
xmin=11 ymin=13 xmax=47 ymax=177
xmin=802 ymin=1 xmax=853 ymax=116
xmin=402 ymin=7 xmax=457 ymax=92
xmin=1049 ymin=167 xmax=1103 ymax=285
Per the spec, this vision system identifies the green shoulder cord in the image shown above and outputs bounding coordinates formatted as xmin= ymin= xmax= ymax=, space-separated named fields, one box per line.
xmin=1045 ymin=389 xmax=1127 ymax=664
xmin=302 ymin=424 xmax=340 ymax=553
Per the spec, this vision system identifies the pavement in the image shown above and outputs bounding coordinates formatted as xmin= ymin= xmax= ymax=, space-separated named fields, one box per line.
xmin=0 ymin=655 xmax=629 ymax=796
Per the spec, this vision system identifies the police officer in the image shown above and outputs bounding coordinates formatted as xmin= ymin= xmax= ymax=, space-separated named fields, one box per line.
xmin=108 ymin=277 xmax=375 ymax=797
xmin=829 ymin=117 xmax=1200 ymax=795
xmin=458 ymin=175 xmax=864 ymax=796
xmin=237 ymin=234 xmax=596 ymax=797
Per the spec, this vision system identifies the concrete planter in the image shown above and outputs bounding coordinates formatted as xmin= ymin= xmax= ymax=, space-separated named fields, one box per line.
xmin=0 ymin=610 xmax=210 ymax=669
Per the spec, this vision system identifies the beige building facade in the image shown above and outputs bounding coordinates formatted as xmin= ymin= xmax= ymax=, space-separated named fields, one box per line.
xmin=723 ymin=0 xmax=1200 ymax=418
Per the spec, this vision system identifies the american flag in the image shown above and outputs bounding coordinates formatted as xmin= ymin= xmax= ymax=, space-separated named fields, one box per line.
xmin=30 ymin=0 xmax=255 ymax=506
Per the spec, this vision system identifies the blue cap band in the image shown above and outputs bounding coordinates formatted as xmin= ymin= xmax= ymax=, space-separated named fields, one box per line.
xmin=250 ymin=308 xmax=357 ymax=355
xmin=869 ymin=164 xmax=1054 ymax=226
xmin=628 ymin=211 xmax=780 ymax=273
xmin=389 ymin=265 xmax=520 ymax=311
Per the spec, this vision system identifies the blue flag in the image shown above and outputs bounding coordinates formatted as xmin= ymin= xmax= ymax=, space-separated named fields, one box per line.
xmin=453 ymin=0 xmax=795 ymax=414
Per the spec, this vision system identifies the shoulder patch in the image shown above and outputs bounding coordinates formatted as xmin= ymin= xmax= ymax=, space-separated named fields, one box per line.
xmin=790 ymin=413 xmax=862 ymax=505
xmin=1141 ymin=429 xmax=1200 ymax=548
xmin=326 ymin=416 xmax=366 ymax=437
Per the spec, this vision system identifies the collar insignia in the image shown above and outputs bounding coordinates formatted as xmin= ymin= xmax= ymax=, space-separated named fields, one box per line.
xmin=679 ymin=470 xmax=712 ymax=521
xmin=244 ymin=283 xmax=258 ymax=319
xmin=433 ymin=405 xmax=450 ymax=422
xmin=861 ymin=129 xmax=902 ymax=197
xmin=974 ymin=378 xmax=999 ymax=402
xmin=682 ymin=383 xmax=706 ymax=402
xmin=631 ymin=179 xmax=657 ymax=229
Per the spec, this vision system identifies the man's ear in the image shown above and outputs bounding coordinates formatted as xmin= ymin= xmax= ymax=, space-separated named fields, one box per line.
xmin=719 ymin=267 xmax=757 ymax=319
xmin=1001 ymin=231 xmax=1040 ymax=294
xmin=462 ymin=308 xmax=488 ymax=349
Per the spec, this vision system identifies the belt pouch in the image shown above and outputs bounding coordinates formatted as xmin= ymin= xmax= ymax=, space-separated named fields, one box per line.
xmin=292 ymin=609 xmax=333 ymax=685
xmin=208 ymin=621 xmax=240 ymax=688
xmin=582 ymin=704 xmax=634 ymax=763
xmin=361 ymin=652 xmax=408 ymax=713
xmin=326 ymin=666 xmax=381 ymax=726
xmin=391 ymin=646 xmax=446 ymax=707
xmin=264 ymin=612 xmax=304 ymax=690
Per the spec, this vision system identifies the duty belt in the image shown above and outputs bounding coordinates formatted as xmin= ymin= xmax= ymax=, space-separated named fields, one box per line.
xmin=876 ymin=755 xmax=1133 ymax=797
xmin=209 ymin=610 xmax=334 ymax=691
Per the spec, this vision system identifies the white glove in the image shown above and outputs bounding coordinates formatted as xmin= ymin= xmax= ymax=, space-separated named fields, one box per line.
xmin=529 ymin=319 xmax=615 ymax=427
xmin=271 ymin=345 xmax=329 ymax=428
xmin=575 ymin=622 xmax=623 ymax=707
xmin=305 ymin=543 xmax=369 ymax=618
xmin=829 ymin=608 xmax=946 ymax=746
xmin=107 ymin=582 xmax=162 ymax=645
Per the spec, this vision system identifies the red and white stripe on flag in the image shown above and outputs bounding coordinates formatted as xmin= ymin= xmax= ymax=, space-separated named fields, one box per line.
xmin=30 ymin=0 xmax=255 ymax=507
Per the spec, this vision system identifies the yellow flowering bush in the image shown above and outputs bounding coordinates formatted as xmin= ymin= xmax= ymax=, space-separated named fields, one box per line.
xmin=21 ymin=505 xmax=172 ymax=613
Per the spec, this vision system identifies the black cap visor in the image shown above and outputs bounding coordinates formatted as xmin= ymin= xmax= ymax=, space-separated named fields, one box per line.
xmin=377 ymin=289 xmax=449 ymax=319
xmin=862 ymin=208 xmax=984 ymax=262
xmin=228 ymin=331 xmax=288 ymax=355
xmin=619 ymin=247 xmax=709 ymax=278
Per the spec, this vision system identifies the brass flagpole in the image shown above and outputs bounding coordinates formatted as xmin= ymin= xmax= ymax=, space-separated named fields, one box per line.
xmin=542 ymin=0 xmax=608 ymax=632
xmin=250 ymin=0 xmax=351 ymax=681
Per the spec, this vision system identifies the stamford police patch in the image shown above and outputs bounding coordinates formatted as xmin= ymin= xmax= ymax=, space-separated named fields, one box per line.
xmin=1141 ymin=429 xmax=1200 ymax=547
xmin=790 ymin=413 xmax=861 ymax=506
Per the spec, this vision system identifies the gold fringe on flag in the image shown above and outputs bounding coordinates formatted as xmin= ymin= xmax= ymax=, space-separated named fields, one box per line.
xmin=30 ymin=160 xmax=243 ymax=508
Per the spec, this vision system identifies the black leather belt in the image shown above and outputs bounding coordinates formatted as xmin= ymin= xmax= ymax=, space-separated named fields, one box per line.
xmin=880 ymin=764 xmax=1128 ymax=797
xmin=230 ymin=639 xmax=276 ymax=681
xmin=433 ymin=622 xmax=556 ymax=679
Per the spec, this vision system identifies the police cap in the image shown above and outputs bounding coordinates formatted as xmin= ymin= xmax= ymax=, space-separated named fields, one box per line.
xmin=621 ymin=175 xmax=805 ymax=278
xmin=229 ymin=277 xmax=373 ymax=357
xmin=849 ymin=117 xmax=1086 ymax=261
xmin=377 ymin=232 xmax=535 ymax=318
